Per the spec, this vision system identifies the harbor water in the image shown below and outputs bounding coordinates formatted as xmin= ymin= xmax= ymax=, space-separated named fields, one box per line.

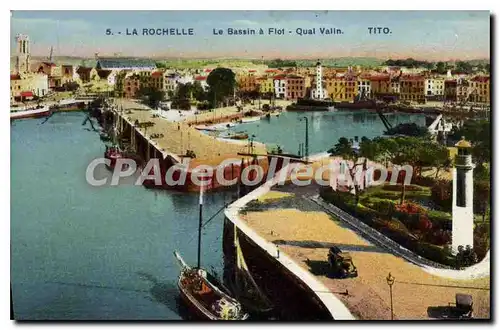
xmin=10 ymin=109 xmax=426 ymax=320
xmin=11 ymin=112 xmax=232 ymax=320
xmin=238 ymin=110 xmax=426 ymax=154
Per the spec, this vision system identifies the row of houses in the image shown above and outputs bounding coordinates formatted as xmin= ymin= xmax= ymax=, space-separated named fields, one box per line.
xmin=10 ymin=45 xmax=490 ymax=106
xmin=233 ymin=66 xmax=490 ymax=104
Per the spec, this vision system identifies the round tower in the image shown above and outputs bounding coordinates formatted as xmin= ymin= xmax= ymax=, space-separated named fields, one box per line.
xmin=452 ymin=137 xmax=475 ymax=254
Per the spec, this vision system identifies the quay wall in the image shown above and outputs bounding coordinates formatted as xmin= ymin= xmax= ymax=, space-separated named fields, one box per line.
xmin=223 ymin=164 xmax=356 ymax=320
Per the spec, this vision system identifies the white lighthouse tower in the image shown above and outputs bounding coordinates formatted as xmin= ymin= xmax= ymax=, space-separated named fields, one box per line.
xmin=311 ymin=60 xmax=324 ymax=99
xmin=15 ymin=34 xmax=31 ymax=74
xmin=452 ymin=137 xmax=475 ymax=254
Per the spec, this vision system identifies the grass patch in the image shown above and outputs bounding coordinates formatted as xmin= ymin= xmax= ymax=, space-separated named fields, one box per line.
xmin=257 ymin=191 xmax=294 ymax=202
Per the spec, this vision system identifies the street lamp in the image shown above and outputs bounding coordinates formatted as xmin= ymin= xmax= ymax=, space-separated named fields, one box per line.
xmin=298 ymin=116 xmax=309 ymax=162
xmin=386 ymin=272 xmax=395 ymax=320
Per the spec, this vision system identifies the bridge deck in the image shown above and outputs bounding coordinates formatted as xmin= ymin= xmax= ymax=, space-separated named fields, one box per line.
xmin=115 ymin=99 xmax=267 ymax=167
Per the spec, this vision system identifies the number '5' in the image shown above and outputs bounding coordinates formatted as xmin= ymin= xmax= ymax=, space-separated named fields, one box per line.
xmin=106 ymin=29 xmax=112 ymax=35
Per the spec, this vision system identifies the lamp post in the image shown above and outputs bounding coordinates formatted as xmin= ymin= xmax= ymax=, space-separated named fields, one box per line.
xmin=299 ymin=116 xmax=309 ymax=162
xmin=386 ymin=272 xmax=395 ymax=320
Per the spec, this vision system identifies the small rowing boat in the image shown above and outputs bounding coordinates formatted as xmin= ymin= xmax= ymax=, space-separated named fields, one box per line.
xmin=239 ymin=117 xmax=261 ymax=124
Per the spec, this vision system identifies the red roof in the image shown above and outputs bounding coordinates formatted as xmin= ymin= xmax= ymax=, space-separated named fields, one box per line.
xmin=248 ymin=69 xmax=256 ymax=72
xmin=370 ymin=75 xmax=390 ymax=81
xmin=20 ymin=91 xmax=33 ymax=97
xmin=204 ymin=69 xmax=212 ymax=72
xmin=10 ymin=74 xmax=21 ymax=80
xmin=151 ymin=71 xmax=163 ymax=78
xmin=401 ymin=75 xmax=425 ymax=81
xmin=265 ymin=69 xmax=277 ymax=72
xmin=471 ymin=76 xmax=490 ymax=83
xmin=195 ymin=76 xmax=207 ymax=81
xmin=273 ymin=74 xmax=286 ymax=80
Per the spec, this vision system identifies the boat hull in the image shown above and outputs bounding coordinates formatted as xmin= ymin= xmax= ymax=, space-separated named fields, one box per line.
xmin=10 ymin=107 xmax=51 ymax=120
xmin=177 ymin=278 xmax=219 ymax=320
xmin=240 ymin=117 xmax=261 ymax=123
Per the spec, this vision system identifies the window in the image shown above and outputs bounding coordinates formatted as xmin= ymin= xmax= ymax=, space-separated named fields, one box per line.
xmin=456 ymin=169 xmax=466 ymax=207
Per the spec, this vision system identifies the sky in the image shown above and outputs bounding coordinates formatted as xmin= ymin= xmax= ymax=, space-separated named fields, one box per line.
xmin=10 ymin=11 xmax=490 ymax=60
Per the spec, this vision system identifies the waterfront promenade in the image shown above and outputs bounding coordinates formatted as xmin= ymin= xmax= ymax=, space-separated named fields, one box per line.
xmin=226 ymin=178 xmax=490 ymax=320
xmin=183 ymin=99 xmax=292 ymax=125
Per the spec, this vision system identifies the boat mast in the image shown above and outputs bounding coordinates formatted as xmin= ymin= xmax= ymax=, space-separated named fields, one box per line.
xmin=197 ymin=175 xmax=204 ymax=269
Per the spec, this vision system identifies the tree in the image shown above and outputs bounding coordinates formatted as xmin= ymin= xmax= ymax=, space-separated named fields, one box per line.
xmin=192 ymin=81 xmax=207 ymax=102
xmin=436 ymin=62 xmax=447 ymax=74
xmin=374 ymin=136 xmax=399 ymax=167
xmin=474 ymin=179 xmax=490 ymax=222
xmin=431 ymin=180 xmax=452 ymax=212
xmin=449 ymin=120 xmax=490 ymax=165
xmin=328 ymin=137 xmax=364 ymax=205
xmin=418 ymin=143 xmax=451 ymax=179
xmin=206 ymin=68 xmax=236 ymax=108
xmin=167 ymin=90 xmax=175 ymax=100
xmin=384 ymin=123 xmax=430 ymax=138
xmin=138 ymin=86 xmax=165 ymax=109
xmin=455 ymin=61 xmax=473 ymax=74
xmin=359 ymin=137 xmax=383 ymax=188
xmin=63 ymin=81 xmax=80 ymax=92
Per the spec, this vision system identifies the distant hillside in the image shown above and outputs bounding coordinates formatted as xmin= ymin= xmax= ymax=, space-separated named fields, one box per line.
xmin=10 ymin=55 xmax=489 ymax=71
xmin=10 ymin=56 xmax=96 ymax=69
xmin=298 ymin=57 xmax=384 ymax=67
xmin=462 ymin=59 xmax=490 ymax=66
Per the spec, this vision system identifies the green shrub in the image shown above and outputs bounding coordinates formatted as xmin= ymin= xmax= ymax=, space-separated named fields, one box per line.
xmin=382 ymin=184 xmax=425 ymax=192
xmin=427 ymin=210 xmax=452 ymax=229
xmin=370 ymin=191 xmax=401 ymax=200
xmin=430 ymin=180 xmax=452 ymax=212
xmin=378 ymin=225 xmax=417 ymax=248
xmin=414 ymin=176 xmax=438 ymax=187
xmin=370 ymin=199 xmax=396 ymax=216
xmin=414 ymin=242 xmax=455 ymax=266
xmin=474 ymin=223 xmax=490 ymax=261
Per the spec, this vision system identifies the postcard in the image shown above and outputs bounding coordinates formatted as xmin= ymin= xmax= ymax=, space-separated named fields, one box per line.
xmin=10 ymin=10 xmax=490 ymax=321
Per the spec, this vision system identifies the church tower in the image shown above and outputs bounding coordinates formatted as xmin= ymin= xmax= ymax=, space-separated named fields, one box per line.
xmin=452 ymin=137 xmax=475 ymax=254
xmin=15 ymin=34 xmax=31 ymax=74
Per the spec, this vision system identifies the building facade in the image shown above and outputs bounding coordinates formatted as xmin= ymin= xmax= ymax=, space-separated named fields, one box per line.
xmin=370 ymin=75 xmax=392 ymax=100
xmin=258 ymin=77 xmax=274 ymax=96
xmin=325 ymin=75 xmax=358 ymax=102
xmin=444 ymin=80 xmax=458 ymax=102
xmin=357 ymin=75 xmax=372 ymax=99
xmin=285 ymin=74 xmax=306 ymax=100
xmin=400 ymin=75 xmax=425 ymax=103
xmin=273 ymin=75 xmax=287 ymax=99
xmin=123 ymin=74 xmax=143 ymax=98
xmin=237 ymin=73 xmax=258 ymax=93
xmin=469 ymin=76 xmax=490 ymax=104
xmin=10 ymin=72 xmax=49 ymax=101
xmin=424 ymin=77 xmax=445 ymax=100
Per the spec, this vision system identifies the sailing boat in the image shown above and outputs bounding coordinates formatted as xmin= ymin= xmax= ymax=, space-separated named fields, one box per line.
xmin=174 ymin=179 xmax=249 ymax=320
